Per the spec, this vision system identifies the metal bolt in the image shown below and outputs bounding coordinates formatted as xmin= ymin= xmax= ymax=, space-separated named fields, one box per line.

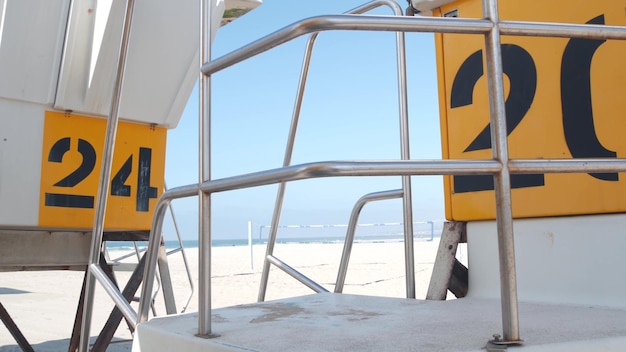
xmin=492 ymin=334 xmax=501 ymax=342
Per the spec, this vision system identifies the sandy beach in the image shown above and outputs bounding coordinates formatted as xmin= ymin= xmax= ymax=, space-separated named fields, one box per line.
xmin=0 ymin=239 xmax=464 ymax=351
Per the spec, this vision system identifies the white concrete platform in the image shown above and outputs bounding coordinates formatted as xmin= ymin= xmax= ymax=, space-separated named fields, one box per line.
xmin=133 ymin=293 xmax=626 ymax=352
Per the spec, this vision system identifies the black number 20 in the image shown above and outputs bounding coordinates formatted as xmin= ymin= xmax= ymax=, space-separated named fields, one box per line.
xmin=450 ymin=14 xmax=615 ymax=194
xmin=44 ymin=138 xmax=157 ymax=212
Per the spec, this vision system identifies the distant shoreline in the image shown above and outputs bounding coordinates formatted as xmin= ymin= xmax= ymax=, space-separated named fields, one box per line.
xmin=104 ymin=233 xmax=440 ymax=252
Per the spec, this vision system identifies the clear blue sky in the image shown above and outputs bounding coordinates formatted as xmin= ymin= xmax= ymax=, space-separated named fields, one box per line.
xmin=164 ymin=0 xmax=445 ymax=240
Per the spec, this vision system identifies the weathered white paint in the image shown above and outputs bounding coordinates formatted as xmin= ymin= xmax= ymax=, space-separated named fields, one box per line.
xmin=467 ymin=214 xmax=626 ymax=309
xmin=132 ymin=293 xmax=626 ymax=351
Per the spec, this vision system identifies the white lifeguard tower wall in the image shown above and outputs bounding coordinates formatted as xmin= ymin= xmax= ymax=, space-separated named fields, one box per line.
xmin=0 ymin=0 xmax=237 ymax=231
xmin=466 ymin=215 xmax=626 ymax=309
xmin=420 ymin=0 xmax=626 ymax=309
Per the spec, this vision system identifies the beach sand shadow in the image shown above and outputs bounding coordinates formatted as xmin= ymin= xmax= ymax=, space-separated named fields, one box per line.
xmin=0 ymin=288 xmax=30 ymax=295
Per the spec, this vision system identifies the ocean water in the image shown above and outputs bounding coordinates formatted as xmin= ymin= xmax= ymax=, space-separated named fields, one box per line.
xmin=104 ymin=232 xmax=436 ymax=253
xmin=98 ymin=221 xmax=444 ymax=252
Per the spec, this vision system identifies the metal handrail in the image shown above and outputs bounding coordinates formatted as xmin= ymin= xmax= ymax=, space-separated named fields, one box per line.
xmin=259 ymin=187 xmax=406 ymax=295
xmin=201 ymin=16 xmax=626 ymax=77
xmin=136 ymin=157 xmax=626 ymax=317
xmin=265 ymin=255 xmax=329 ymax=293
xmin=79 ymin=0 xmax=137 ymax=351
xmin=335 ymin=189 xmax=404 ymax=293
xmin=201 ymin=16 xmax=492 ymax=76
xmin=138 ymin=158 xmax=503 ymax=320
xmin=258 ymin=0 xmax=416 ymax=304
xmin=482 ymin=0 xmax=517 ymax=341
xmin=198 ymin=0 xmax=213 ymax=336
xmin=134 ymin=241 xmax=160 ymax=316
xmin=164 ymin=182 xmax=195 ymax=313
xmin=132 ymin=0 xmax=626 ymax=344
xmin=256 ymin=29 xmax=317 ymax=303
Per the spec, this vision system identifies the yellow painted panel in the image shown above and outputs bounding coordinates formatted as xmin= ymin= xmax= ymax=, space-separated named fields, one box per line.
xmin=39 ymin=111 xmax=166 ymax=230
xmin=435 ymin=1 xmax=626 ymax=220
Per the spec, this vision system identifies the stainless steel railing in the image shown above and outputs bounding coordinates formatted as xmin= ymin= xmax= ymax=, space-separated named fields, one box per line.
xmin=79 ymin=0 xmax=138 ymax=351
xmin=335 ymin=189 xmax=404 ymax=293
xmin=164 ymin=182 xmax=195 ymax=313
xmin=257 ymin=0 xmax=416 ymax=304
xmin=129 ymin=0 xmax=626 ymax=345
xmin=77 ymin=0 xmax=190 ymax=349
xmin=253 ymin=188 xmax=406 ymax=296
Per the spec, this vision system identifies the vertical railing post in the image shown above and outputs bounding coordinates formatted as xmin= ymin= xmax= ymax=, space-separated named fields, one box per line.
xmin=482 ymin=0 xmax=521 ymax=344
xmin=257 ymin=32 xmax=318 ymax=302
xmin=198 ymin=0 xmax=214 ymax=337
xmin=78 ymin=0 xmax=137 ymax=351
xmin=165 ymin=182 xmax=195 ymax=313
xmin=394 ymin=18 xmax=415 ymax=300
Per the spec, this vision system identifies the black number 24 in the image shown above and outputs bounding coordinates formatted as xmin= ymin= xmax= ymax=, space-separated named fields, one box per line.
xmin=451 ymin=15 xmax=616 ymax=193
xmin=44 ymin=138 xmax=158 ymax=212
